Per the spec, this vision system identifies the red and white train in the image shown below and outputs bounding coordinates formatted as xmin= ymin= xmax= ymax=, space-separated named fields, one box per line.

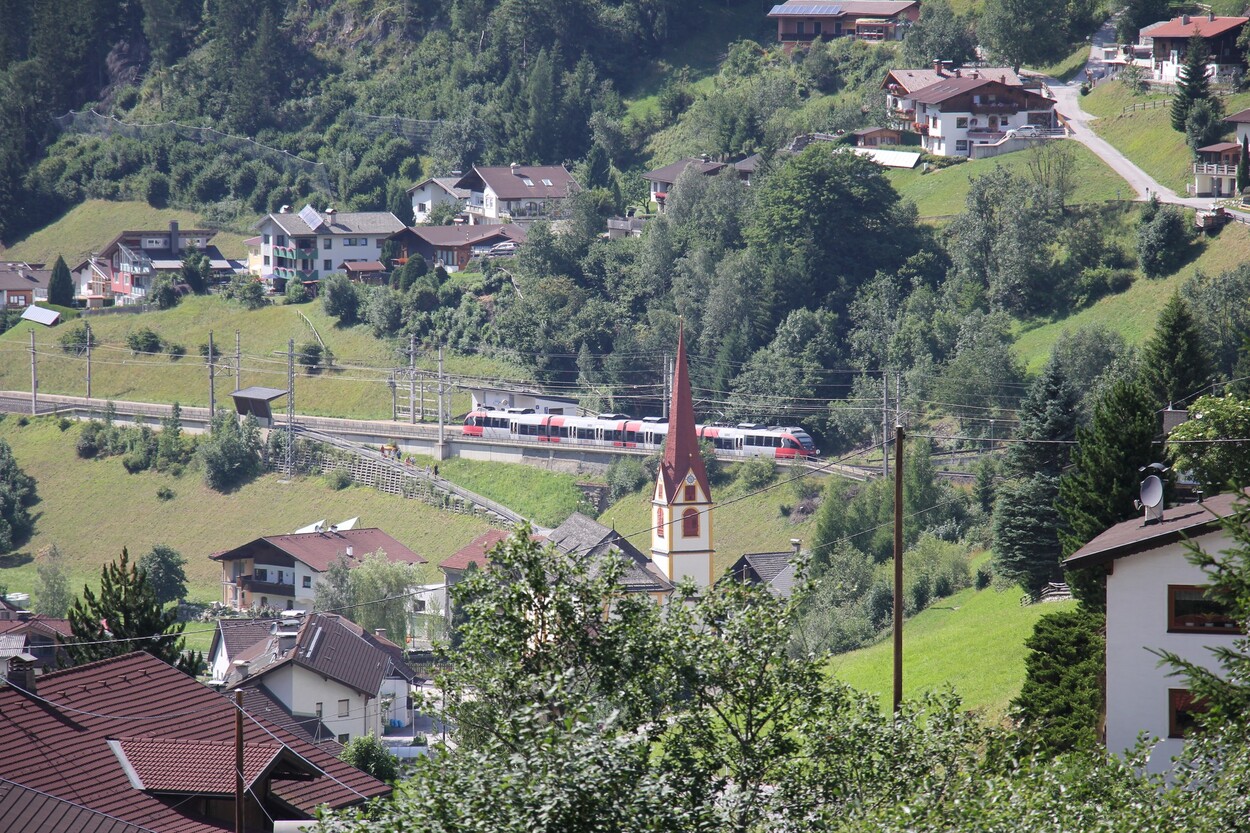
xmin=463 ymin=409 xmax=819 ymax=460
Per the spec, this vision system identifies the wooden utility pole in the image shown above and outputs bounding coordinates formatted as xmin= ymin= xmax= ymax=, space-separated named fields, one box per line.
xmin=85 ymin=322 xmax=92 ymax=400
xmin=234 ymin=689 xmax=244 ymax=833
xmin=29 ymin=330 xmax=36 ymax=415
xmin=208 ymin=331 xmax=215 ymax=416
xmin=408 ymin=332 xmax=417 ymax=425
xmin=235 ymin=330 xmax=242 ymax=388
xmin=437 ymin=343 xmax=446 ymax=449
xmin=892 ymin=425 xmax=905 ymax=713
xmin=882 ymin=374 xmax=890 ymax=479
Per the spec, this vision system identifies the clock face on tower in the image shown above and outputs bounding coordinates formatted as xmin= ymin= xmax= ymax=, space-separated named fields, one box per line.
xmin=685 ymin=472 xmax=696 ymax=486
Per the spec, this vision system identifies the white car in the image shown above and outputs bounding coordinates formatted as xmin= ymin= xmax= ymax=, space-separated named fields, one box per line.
xmin=1009 ymin=125 xmax=1044 ymax=137
xmin=486 ymin=241 xmax=518 ymax=257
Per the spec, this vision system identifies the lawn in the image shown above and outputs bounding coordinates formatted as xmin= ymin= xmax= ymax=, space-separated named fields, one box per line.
xmin=1028 ymin=44 xmax=1093 ymax=83
xmin=0 ymin=296 xmax=528 ymax=419
xmin=1 ymin=200 xmax=251 ymax=266
xmin=828 ymin=559 xmax=1076 ymax=720
xmin=887 ymin=141 xmax=1131 ymax=219
xmin=1013 ymin=219 xmax=1250 ymax=371
xmin=1083 ymin=81 xmax=1250 ymax=194
xmin=438 ymin=457 xmax=595 ymax=528
xmin=601 ymin=464 xmax=824 ymax=577
xmin=0 ymin=417 xmax=492 ymax=606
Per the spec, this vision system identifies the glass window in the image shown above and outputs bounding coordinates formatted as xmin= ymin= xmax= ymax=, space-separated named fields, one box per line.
xmin=1169 ymin=689 xmax=1208 ymax=738
xmin=323 ymin=238 xmax=332 ymax=249
xmin=276 ymin=235 xmax=286 ymax=246
xmin=263 ymin=234 xmax=270 ymax=245
xmin=682 ymin=508 xmax=699 ymax=537
xmin=337 ymin=734 xmax=349 ymax=744
xmin=1169 ymin=585 xmax=1239 ymax=633
xmin=263 ymin=255 xmax=270 ymax=265
xmin=684 ymin=484 xmax=696 ymax=502
xmin=324 ymin=259 xmax=332 ymax=271
xmin=303 ymin=576 xmax=312 ymax=588
xmin=656 ymin=507 xmax=665 ymax=538
xmin=316 ymin=702 xmax=323 ymax=717
xmin=338 ymin=699 xmax=350 ymax=717
xmin=956 ymin=117 xmax=968 ymax=128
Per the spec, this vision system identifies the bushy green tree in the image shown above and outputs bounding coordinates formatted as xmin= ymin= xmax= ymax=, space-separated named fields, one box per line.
xmin=993 ymin=474 xmax=1065 ymax=595
xmin=314 ymin=554 xmax=355 ymax=615
xmin=1168 ymin=394 xmax=1250 ymax=492
xmin=902 ymin=0 xmax=977 ymax=68
xmin=1012 ymin=607 xmax=1105 ymax=754
xmin=33 ymin=543 xmax=71 ymax=617
xmin=1172 ymin=33 xmax=1212 ymax=132
xmin=980 ymin=0 xmax=1066 ymax=70
xmin=197 ymin=410 xmax=261 ymax=491
xmin=1005 ymin=356 xmax=1080 ymax=478
xmin=48 ymin=255 xmax=73 ymax=306
xmin=340 ymin=733 xmax=399 ymax=783
xmin=1140 ymin=292 xmax=1211 ymax=406
xmin=0 ymin=437 xmax=36 ymax=552
xmin=1185 ymin=97 xmax=1226 ymax=153
xmin=350 ymin=550 xmax=421 ymax=645
xmin=67 ymin=548 xmax=200 ymax=674
xmin=321 ymin=273 xmax=360 ymax=324
xmin=138 ymin=544 xmax=188 ymax=605
xmin=1136 ymin=205 xmax=1192 ymax=278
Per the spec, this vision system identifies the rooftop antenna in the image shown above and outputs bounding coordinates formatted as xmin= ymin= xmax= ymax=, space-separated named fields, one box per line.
xmin=1135 ymin=465 xmax=1167 ymax=525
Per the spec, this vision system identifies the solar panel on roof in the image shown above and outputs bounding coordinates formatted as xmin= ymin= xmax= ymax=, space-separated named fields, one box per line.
xmin=771 ymin=3 xmax=843 ymax=14
xmin=299 ymin=204 xmax=324 ymax=231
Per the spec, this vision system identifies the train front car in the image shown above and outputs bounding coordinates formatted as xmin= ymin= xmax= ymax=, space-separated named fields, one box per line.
xmin=780 ymin=427 xmax=819 ymax=459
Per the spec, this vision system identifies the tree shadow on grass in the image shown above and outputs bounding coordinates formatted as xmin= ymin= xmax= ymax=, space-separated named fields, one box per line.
xmin=0 ymin=551 xmax=33 ymax=569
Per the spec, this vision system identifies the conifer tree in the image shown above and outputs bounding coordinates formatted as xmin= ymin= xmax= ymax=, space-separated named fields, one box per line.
xmin=67 ymin=548 xmax=201 ymax=673
xmin=1172 ymin=32 xmax=1212 ymax=132
xmin=993 ymin=474 xmax=1065 ymax=595
xmin=48 ymin=255 xmax=73 ymax=306
xmin=1141 ymin=292 xmax=1212 ymax=407
xmin=1003 ymin=355 xmax=1079 ymax=478
xmin=1238 ymin=134 xmax=1249 ymax=195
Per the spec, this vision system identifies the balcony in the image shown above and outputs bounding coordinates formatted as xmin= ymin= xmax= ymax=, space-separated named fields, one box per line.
xmin=1195 ymin=162 xmax=1237 ymax=176
xmin=970 ymin=102 xmax=1020 ymax=114
xmin=272 ymin=245 xmax=297 ymax=259
xmin=779 ymin=32 xmax=820 ymax=42
xmin=238 ymin=575 xmax=296 ymax=595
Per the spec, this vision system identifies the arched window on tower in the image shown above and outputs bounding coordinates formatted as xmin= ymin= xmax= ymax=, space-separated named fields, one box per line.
xmin=656 ymin=507 xmax=665 ymax=537
xmin=682 ymin=508 xmax=699 ymax=537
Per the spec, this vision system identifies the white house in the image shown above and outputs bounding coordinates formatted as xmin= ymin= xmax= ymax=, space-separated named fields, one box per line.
xmin=253 ymin=205 xmax=404 ymax=290
xmin=908 ymin=76 xmax=1056 ymax=157
xmin=1139 ymin=14 xmax=1248 ymax=84
xmin=210 ymin=526 xmax=427 ymax=611
xmin=407 ymin=176 xmax=469 ymax=224
xmin=1063 ymin=492 xmax=1245 ymax=774
xmin=882 ymin=63 xmax=1022 ymax=131
xmin=452 ymin=164 xmax=579 ymax=225
xmin=222 ymin=612 xmax=416 ymax=744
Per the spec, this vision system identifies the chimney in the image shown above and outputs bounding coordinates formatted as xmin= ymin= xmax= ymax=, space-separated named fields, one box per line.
xmin=346 ymin=546 xmax=354 ymax=558
xmin=279 ymin=204 xmax=291 ymax=213
xmin=232 ymin=659 xmax=250 ymax=680
xmin=169 ymin=221 xmax=180 ymax=255
xmin=933 ymin=59 xmax=944 ymax=76
xmin=790 ymin=538 xmax=801 ymax=556
xmin=1000 ymin=74 xmax=1007 ymax=84
xmin=1181 ymin=14 xmax=1190 ymax=24
xmin=1209 ymin=12 xmax=1215 ymax=21
xmin=510 ymin=162 xmax=519 ymax=174
xmin=953 ymin=68 xmax=961 ymax=77
xmin=374 ymin=628 xmax=387 ymax=640
xmin=6 ymin=658 xmax=35 ymax=693
xmin=325 ymin=207 xmax=337 ymax=224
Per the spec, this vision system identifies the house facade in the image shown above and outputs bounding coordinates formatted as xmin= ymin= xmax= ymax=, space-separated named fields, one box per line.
xmin=253 ymin=206 xmax=404 ymax=290
xmin=882 ymin=63 xmax=1022 ymax=131
xmin=1064 ymin=493 xmax=1245 ymax=774
xmin=452 ymin=164 xmax=579 ymax=225
xmin=0 ymin=262 xmax=49 ymax=309
xmin=768 ymin=0 xmax=920 ymax=49
xmin=1144 ymin=14 xmax=1248 ymax=83
xmin=389 ymin=223 xmax=527 ymax=273
xmin=642 ymin=155 xmax=759 ymax=209
xmin=407 ymin=176 xmax=470 ymax=224
xmin=72 ymin=222 xmax=232 ymax=306
xmin=909 ymin=77 xmax=1057 ymax=157
xmin=210 ymin=526 xmax=426 ymax=611
xmin=1192 ymin=141 xmax=1241 ymax=197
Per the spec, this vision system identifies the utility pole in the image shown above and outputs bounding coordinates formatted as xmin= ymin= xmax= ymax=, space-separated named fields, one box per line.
xmin=892 ymin=424 xmax=905 ymax=714
xmin=208 ymin=331 xmax=215 ymax=416
xmin=437 ymin=342 xmax=446 ymax=451
xmin=419 ymin=374 xmax=425 ymax=422
xmin=29 ymin=330 xmax=36 ymax=416
xmin=389 ymin=370 xmax=397 ymax=421
xmin=882 ymin=373 xmax=890 ymax=479
xmin=408 ymin=332 xmax=417 ymax=425
xmin=235 ymin=330 xmax=242 ymax=388
xmin=285 ymin=338 xmax=295 ymax=478
xmin=234 ymin=689 xmax=244 ymax=833
xmin=662 ymin=353 xmax=670 ymax=420
xmin=85 ymin=322 xmax=92 ymax=400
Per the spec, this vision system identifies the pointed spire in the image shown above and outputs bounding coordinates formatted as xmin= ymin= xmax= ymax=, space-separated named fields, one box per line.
xmin=661 ymin=321 xmax=710 ymax=502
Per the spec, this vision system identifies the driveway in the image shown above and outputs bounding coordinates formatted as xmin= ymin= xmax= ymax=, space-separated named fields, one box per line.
xmin=1042 ymin=17 xmax=1214 ymax=209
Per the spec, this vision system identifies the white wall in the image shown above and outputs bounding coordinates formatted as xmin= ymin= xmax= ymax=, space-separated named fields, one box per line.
xmin=410 ymin=185 xmax=459 ymax=224
xmin=1105 ymin=534 xmax=1239 ymax=773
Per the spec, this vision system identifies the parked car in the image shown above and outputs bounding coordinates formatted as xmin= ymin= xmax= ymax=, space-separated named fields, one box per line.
xmin=1008 ymin=125 xmax=1043 ymax=137
xmin=486 ymin=241 xmax=518 ymax=257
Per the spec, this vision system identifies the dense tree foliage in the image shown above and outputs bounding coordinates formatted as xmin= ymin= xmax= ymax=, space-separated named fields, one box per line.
xmin=902 ymin=0 xmax=976 ymax=68
xmin=1012 ymin=607 xmax=1105 ymax=753
xmin=137 ymin=543 xmax=188 ymax=605
xmin=1172 ymin=33 xmax=1213 ymax=132
xmin=197 ymin=410 xmax=262 ymax=491
xmin=1168 ymin=394 xmax=1250 ymax=493
xmin=33 ymin=544 xmax=72 ymax=617
xmin=0 ymin=438 xmax=36 ymax=552
xmin=1140 ymin=292 xmax=1212 ymax=406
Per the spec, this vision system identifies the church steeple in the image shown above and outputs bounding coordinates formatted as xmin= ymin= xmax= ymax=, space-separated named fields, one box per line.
xmin=651 ymin=322 xmax=715 ymax=588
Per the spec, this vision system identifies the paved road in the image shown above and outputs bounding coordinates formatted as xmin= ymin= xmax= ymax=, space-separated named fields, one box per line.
xmin=1044 ymin=17 xmax=1215 ymax=209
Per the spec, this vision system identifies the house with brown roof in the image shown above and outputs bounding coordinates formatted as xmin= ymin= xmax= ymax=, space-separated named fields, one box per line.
xmin=211 ymin=526 xmax=426 ymax=611
xmin=389 ymin=223 xmax=527 ymax=273
xmin=1063 ymin=491 xmax=1246 ymax=774
xmin=70 ymin=222 xmax=235 ymax=307
xmin=222 ymin=612 xmax=415 ymax=743
xmin=882 ymin=62 xmax=1023 ymax=131
xmin=726 ymin=543 xmax=802 ymax=598
xmin=452 ymin=164 xmax=580 ymax=225
xmin=0 ymin=263 xmax=49 ymax=310
xmin=206 ymin=616 xmax=285 ymax=682
xmin=339 ymin=259 xmax=389 ymax=285
xmin=0 ymin=614 xmax=71 ymax=671
xmin=909 ymin=76 xmax=1056 ymax=157
xmin=1191 ymin=141 xmax=1241 ymax=197
xmin=253 ymin=205 xmax=405 ymax=291
xmin=407 ymin=176 xmax=471 ymax=224
xmin=0 ymin=651 xmax=390 ymax=832
xmin=641 ymin=154 xmax=761 ymax=210
xmin=768 ymin=0 xmax=920 ymax=50
xmin=1142 ymin=13 xmax=1248 ymax=83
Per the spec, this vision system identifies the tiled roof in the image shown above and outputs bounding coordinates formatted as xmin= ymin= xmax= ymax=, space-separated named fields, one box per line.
xmin=0 ymin=616 xmax=71 ymax=638
xmin=240 ymin=686 xmax=342 ymax=755
xmin=768 ymin=1 xmax=917 ymax=17
xmin=642 ymin=158 xmax=726 ymax=184
xmin=548 ymin=514 xmax=673 ymax=594
xmin=263 ymin=210 xmax=405 ymax=237
xmin=1147 ymin=15 xmax=1247 ymax=39
xmin=883 ymin=66 xmax=1020 ymax=93
xmin=439 ymin=529 xmax=513 ymax=572
xmin=728 ymin=551 xmax=798 ymax=597
xmin=659 ymin=325 xmax=710 ymax=501
xmin=1198 ymin=141 xmax=1240 ymax=152
xmin=0 ymin=633 xmax=31 ymax=658
xmin=0 ymin=777 xmax=157 ymax=833
xmin=403 ymin=223 xmax=527 ymax=248
xmin=232 ymin=613 xmax=399 ymax=696
xmin=406 ymin=176 xmax=471 ymax=198
xmin=1226 ymin=107 xmax=1250 ymax=123
xmin=1063 ymin=491 xmax=1244 ymax=569
xmin=0 ymin=652 xmax=389 ymax=832
xmin=207 ymin=617 xmax=282 ymax=669
xmin=108 ymin=736 xmax=295 ymax=794
xmin=456 ymin=165 xmax=580 ymax=200
xmin=212 ymin=527 xmax=425 ymax=572
xmin=0 ymin=264 xmax=49 ymax=292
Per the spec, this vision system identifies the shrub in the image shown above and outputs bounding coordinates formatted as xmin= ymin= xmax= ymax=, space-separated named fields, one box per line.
xmin=58 ymin=322 xmax=94 ymax=356
xmin=150 ymin=275 xmax=180 ymax=310
xmin=736 ymin=456 xmax=776 ymax=490
xmin=198 ymin=412 xmax=262 ymax=492
xmin=321 ymin=273 xmax=360 ymax=323
xmin=166 ymin=343 xmax=186 ymax=360
xmin=1137 ymin=205 xmax=1192 ymax=277
xmin=122 ymin=451 xmax=150 ymax=473
xmin=126 ymin=327 xmax=162 ymax=355
xmin=76 ymin=421 xmax=102 ymax=458
xmin=15 ymin=416 xmax=28 ymax=427
xmin=606 ymin=457 xmax=647 ymax=503
xmin=285 ymin=280 xmax=310 ymax=304
xmin=975 ymin=562 xmax=993 ymax=589
xmin=298 ymin=342 xmax=323 ymax=374
xmin=326 ymin=468 xmax=352 ymax=490
xmin=223 ymin=276 xmax=266 ymax=310
xmin=57 ymin=417 xmax=72 ymax=431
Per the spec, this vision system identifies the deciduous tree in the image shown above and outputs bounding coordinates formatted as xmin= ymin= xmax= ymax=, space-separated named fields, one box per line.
xmin=1167 ymin=394 xmax=1250 ymax=493
xmin=138 ymin=544 xmax=188 ymax=605
xmin=33 ymin=543 xmax=71 ymax=617
xmin=0 ymin=437 xmax=35 ymax=552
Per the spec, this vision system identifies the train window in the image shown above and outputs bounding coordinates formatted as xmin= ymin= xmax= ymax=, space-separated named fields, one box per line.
xmin=772 ymin=436 xmax=782 ymax=448
xmin=682 ymin=509 xmax=699 ymax=537
xmin=784 ymin=438 xmax=800 ymax=449
xmin=491 ymin=417 xmax=507 ymax=428
xmin=744 ymin=435 xmax=756 ymax=446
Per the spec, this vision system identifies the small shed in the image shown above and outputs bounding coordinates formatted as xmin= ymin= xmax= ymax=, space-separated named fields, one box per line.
xmin=231 ymin=386 xmax=289 ymax=426
xmin=852 ymin=126 xmax=903 ymax=147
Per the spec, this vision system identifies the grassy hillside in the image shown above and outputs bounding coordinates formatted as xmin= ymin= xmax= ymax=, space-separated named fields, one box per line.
xmin=0 ymin=296 xmax=527 ymax=419
xmin=828 ymin=561 xmax=1076 ymax=720
xmin=0 ymin=416 xmax=492 ymax=605
xmin=1013 ymin=219 xmax=1250 ymax=370
xmin=438 ymin=457 xmax=594 ymax=529
xmin=1 ymin=200 xmax=251 ymax=266
xmin=1083 ymin=81 xmax=1250 ymax=194
xmin=887 ymin=142 xmax=1130 ymax=219
xmin=601 ymin=465 xmax=822 ymax=576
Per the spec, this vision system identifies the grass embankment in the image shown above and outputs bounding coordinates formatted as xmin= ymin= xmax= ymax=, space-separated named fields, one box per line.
xmin=601 ymin=464 xmax=823 ymax=577
xmin=887 ymin=142 xmax=1131 ymax=219
xmin=0 ymin=296 xmax=527 ymax=419
xmin=829 ymin=558 xmax=1076 ymax=720
xmin=1028 ymin=44 xmax=1094 ymax=83
xmin=1 ymin=200 xmax=251 ymax=265
xmin=1083 ymin=81 xmax=1250 ymax=194
xmin=1013 ymin=218 xmax=1250 ymax=371
xmin=0 ymin=417 xmax=492 ymax=604
xmin=435 ymin=457 xmax=593 ymax=529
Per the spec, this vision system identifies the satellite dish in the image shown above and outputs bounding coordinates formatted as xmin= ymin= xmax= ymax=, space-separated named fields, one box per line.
xmin=1140 ymin=475 xmax=1164 ymax=510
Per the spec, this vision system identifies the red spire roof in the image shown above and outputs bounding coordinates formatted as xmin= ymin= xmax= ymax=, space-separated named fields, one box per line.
xmin=660 ymin=324 xmax=710 ymax=502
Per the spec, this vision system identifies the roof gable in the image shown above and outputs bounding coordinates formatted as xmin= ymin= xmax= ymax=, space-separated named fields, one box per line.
xmin=1063 ymin=492 xmax=1244 ymax=569
xmin=1148 ymin=15 xmax=1247 ymax=39
xmin=213 ymin=527 xmax=425 ymax=572
xmin=456 ymin=165 xmax=579 ymax=200
xmin=440 ymin=529 xmax=512 ymax=572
